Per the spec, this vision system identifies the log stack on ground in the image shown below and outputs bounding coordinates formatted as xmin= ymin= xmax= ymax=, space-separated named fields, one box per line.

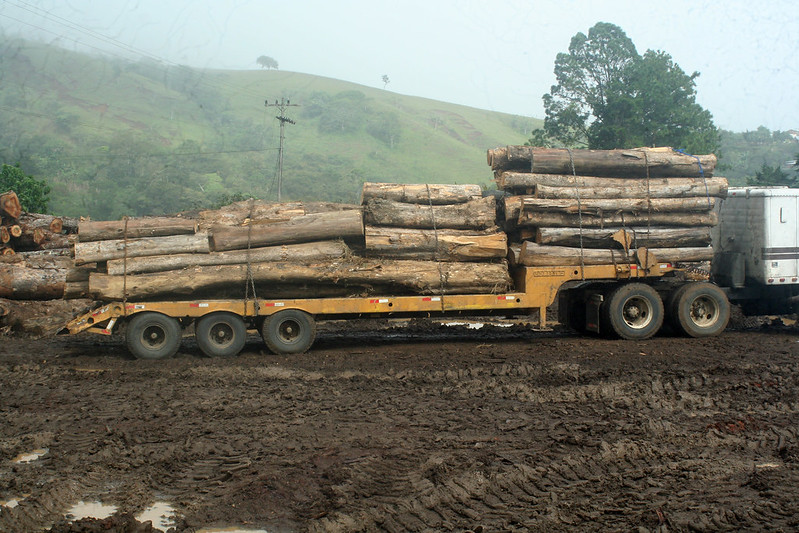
xmin=0 ymin=191 xmax=79 ymax=257
xmin=490 ymin=146 xmax=725 ymax=267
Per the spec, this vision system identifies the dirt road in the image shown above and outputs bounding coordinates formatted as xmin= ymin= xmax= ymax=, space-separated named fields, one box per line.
xmin=1 ymin=321 xmax=798 ymax=532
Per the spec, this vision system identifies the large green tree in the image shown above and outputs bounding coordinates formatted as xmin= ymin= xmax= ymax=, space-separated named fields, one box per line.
xmin=0 ymin=163 xmax=50 ymax=213
xmin=538 ymin=22 xmax=719 ymax=154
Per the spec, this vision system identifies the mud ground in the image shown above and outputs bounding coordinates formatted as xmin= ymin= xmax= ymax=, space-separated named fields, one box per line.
xmin=1 ymin=318 xmax=798 ymax=532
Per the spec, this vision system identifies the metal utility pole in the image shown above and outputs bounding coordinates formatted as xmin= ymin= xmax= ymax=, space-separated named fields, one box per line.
xmin=265 ymin=98 xmax=299 ymax=201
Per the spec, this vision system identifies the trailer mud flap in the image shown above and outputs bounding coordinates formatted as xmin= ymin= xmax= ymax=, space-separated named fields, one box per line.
xmin=586 ymin=293 xmax=604 ymax=334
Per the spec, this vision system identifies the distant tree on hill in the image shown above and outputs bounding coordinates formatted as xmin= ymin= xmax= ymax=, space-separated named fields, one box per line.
xmin=256 ymin=55 xmax=279 ymax=69
xmin=540 ymin=22 xmax=719 ymax=154
xmin=0 ymin=163 xmax=50 ymax=212
xmin=382 ymin=74 xmax=390 ymax=89
xmin=747 ymin=162 xmax=798 ymax=187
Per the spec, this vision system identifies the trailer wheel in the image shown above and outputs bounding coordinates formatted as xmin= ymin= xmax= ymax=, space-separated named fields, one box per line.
xmin=196 ymin=312 xmax=247 ymax=357
xmin=669 ymin=282 xmax=730 ymax=338
xmin=126 ymin=312 xmax=182 ymax=360
xmin=260 ymin=310 xmax=316 ymax=354
xmin=602 ymin=283 xmax=663 ymax=340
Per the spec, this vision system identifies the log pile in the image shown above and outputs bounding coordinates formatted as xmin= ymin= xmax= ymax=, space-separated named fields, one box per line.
xmin=1 ymin=191 xmax=79 ymax=256
xmin=490 ymin=146 xmax=724 ymax=267
xmin=73 ymin=189 xmax=512 ymax=301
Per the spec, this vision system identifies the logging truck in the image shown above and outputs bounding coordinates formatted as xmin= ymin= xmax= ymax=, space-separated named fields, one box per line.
xmin=61 ymin=185 xmax=799 ymax=359
xmin=61 ymin=258 xmax=730 ymax=359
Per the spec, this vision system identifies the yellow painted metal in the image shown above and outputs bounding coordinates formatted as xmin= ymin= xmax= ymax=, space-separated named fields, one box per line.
xmin=67 ymin=264 xmax=675 ymax=336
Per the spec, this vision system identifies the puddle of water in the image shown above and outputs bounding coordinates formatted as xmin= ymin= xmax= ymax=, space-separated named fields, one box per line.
xmin=12 ymin=448 xmax=49 ymax=463
xmin=66 ymin=501 xmax=118 ymax=520
xmin=0 ymin=498 xmax=21 ymax=508
xmin=441 ymin=321 xmax=514 ymax=330
xmin=197 ymin=527 xmax=269 ymax=533
xmin=136 ymin=501 xmax=178 ymax=531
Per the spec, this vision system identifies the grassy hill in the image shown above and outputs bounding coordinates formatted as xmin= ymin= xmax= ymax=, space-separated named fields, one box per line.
xmin=0 ymin=38 xmax=538 ymax=218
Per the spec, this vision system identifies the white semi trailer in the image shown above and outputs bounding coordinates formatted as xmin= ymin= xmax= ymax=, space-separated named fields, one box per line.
xmin=713 ymin=187 xmax=799 ymax=314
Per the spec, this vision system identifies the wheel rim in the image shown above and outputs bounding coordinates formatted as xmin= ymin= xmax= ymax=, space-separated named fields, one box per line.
xmin=622 ymin=296 xmax=654 ymax=330
xmin=277 ymin=319 xmax=301 ymax=344
xmin=142 ymin=324 xmax=167 ymax=350
xmin=209 ymin=322 xmax=235 ymax=348
xmin=689 ymin=295 xmax=720 ymax=328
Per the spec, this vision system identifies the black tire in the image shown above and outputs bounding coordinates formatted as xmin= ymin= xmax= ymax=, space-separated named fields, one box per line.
xmin=601 ymin=283 xmax=664 ymax=340
xmin=195 ymin=312 xmax=247 ymax=357
xmin=668 ymin=282 xmax=730 ymax=338
xmin=260 ymin=310 xmax=316 ymax=355
xmin=125 ymin=312 xmax=182 ymax=360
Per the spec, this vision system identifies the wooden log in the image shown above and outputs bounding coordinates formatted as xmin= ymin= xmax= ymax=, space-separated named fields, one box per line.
xmin=531 ymin=178 xmax=728 ymax=199
xmin=518 ymin=242 xmax=714 ymax=266
xmin=0 ymin=191 xmax=22 ymax=219
xmin=487 ymin=146 xmax=717 ymax=177
xmin=106 ymin=240 xmax=351 ymax=275
xmin=516 ymin=210 xmax=717 ymax=228
xmin=361 ymin=183 xmax=483 ymax=205
xmin=504 ymin=196 xmax=715 ymax=223
xmin=0 ymin=299 xmax=9 ymax=317
xmin=0 ymin=226 xmax=9 ymax=244
xmin=78 ymin=217 xmax=198 ymax=242
xmin=0 ymin=263 xmax=66 ymax=300
xmin=9 ymin=225 xmax=22 ymax=238
xmin=89 ymin=260 xmax=512 ymax=300
xmin=518 ymin=197 xmax=717 ymax=217
xmin=74 ymin=233 xmax=211 ymax=265
xmin=535 ymin=227 xmax=712 ymax=248
xmin=497 ymin=173 xmax=728 ymax=197
xmin=365 ymin=196 xmax=497 ymax=230
xmin=210 ymin=210 xmax=364 ymax=252
xmin=0 ymin=246 xmax=14 ymax=256
xmin=63 ymin=281 xmax=90 ymax=299
xmin=18 ymin=213 xmax=64 ymax=234
xmin=194 ymin=200 xmax=361 ymax=228
xmin=364 ymin=226 xmax=507 ymax=261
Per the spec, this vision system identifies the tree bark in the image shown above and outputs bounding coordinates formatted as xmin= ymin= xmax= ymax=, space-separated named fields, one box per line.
xmin=0 ymin=191 xmax=22 ymax=220
xmin=531 ymin=179 xmax=728 ymax=199
xmin=487 ymin=146 xmax=717 ymax=177
xmin=106 ymin=240 xmax=351 ymax=275
xmin=78 ymin=217 xmax=198 ymax=242
xmin=515 ymin=210 xmax=717 ymax=228
xmin=504 ymin=196 xmax=716 ymax=223
xmin=535 ymin=227 xmax=712 ymax=248
xmin=63 ymin=281 xmax=90 ymax=299
xmin=193 ymin=200 xmax=361 ymax=228
xmin=0 ymin=263 xmax=67 ymax=300
xmin=361 ymin=183 xmax=483 ymax=204
xmin=89 ymin=260 xmax=512 ymax=300
xmin=364 ymin=226 xmax=507 ymax=261
xmin=210 ymin=210 xmax=364 ymax=252
xmin=496 ymin=173 xmax=728 ymax=196
xmin=518 ymin=242 xmax=714 ymax=266
xmin=74 ymin=233 xmax=211 ymax=265
xmin=365 ymin=196 xmax=497 ymax=229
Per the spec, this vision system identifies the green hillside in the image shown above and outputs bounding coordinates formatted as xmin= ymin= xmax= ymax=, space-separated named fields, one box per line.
xmin=0 ymin=38 xmax=537 ymax=218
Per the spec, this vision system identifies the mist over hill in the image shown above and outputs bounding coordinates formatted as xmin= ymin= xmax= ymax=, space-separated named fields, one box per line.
xmin=0 ymin=38 xmax=795 ymax=218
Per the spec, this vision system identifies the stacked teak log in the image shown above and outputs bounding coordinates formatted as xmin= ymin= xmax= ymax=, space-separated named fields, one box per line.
xmin=360 ymin=182 xmax=511 ymax=293
xmin=488 ymin=146 xmax=726 ymax=267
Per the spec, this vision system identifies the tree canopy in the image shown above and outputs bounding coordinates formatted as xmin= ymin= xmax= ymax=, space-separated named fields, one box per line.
xmin=536 ymin=22 xmax=719 ymax=154
xmin=0 ymin=163 xmax=50 ymax=213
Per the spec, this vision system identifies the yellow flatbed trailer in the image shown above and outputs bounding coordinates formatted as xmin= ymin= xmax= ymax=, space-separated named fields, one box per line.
xmin=64 ymin=263 xmax=730 ymax=359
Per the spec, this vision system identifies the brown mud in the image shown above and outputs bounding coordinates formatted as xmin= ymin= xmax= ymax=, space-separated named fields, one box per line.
xmin=1 ymin=319 xmax=798 ymax=532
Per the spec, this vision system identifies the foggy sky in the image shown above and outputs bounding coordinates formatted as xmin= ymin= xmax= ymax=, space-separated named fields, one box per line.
xmin=1 ymin=0 xmax=797 ymax=132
